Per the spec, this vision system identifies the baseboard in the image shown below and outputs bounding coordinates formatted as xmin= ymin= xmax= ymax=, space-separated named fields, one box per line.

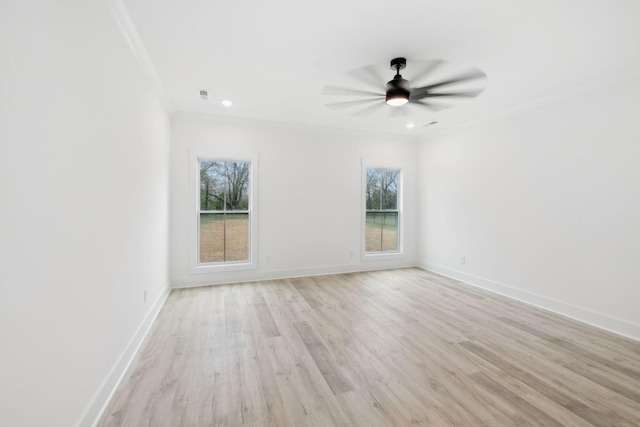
xmin=172 ymin=260 xmax=418 ymax=288
xmin=75 ymin=285 xmax=171 ymax=427
xmin=419 ymin=261 xmax=640 ymax=342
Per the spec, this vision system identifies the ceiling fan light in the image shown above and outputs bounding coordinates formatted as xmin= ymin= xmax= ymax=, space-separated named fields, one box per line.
xmin=386 ymin=95 xmax=409 ymax=106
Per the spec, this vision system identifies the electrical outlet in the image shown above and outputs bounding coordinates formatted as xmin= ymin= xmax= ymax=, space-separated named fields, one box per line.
xmin=266 ymin=255 xmax=272 ymax=263
xmin=144 ymin=289 xmax=147 ymax=303
xmin=460 ymin=257 xmax=466 ymax=265
xmin=349 ymin=250 xmax=354 ymax=259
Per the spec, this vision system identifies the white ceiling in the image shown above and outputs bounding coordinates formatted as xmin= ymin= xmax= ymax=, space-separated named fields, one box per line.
xmin=122 ymin=0 xmax=640 ymax=136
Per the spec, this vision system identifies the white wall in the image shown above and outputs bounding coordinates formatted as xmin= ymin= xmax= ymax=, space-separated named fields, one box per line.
xmin=171 ymin=115 xmax=418 ymax=287
xmin=0 ymin=1 xmax=170 ymax=426
xmin=418 ymin=74 xmax=640 ymax=339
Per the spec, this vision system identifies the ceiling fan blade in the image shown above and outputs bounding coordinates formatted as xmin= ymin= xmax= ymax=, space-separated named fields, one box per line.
xmin=409 ymin=87 xmax=429 ymax=101
xmin=352 ymin=101 xmax=386 ymax=117
xmin=408 ymin=99 xmax=451 ymax=112
xmin=325 ymin=98 xmax=380 ymax=110
xmin=415 ymin=69 xmax=486 ymax=92
xmin=408 ymin=60 xmax=444 ymax=86
xmin=321 ymin=85 xmax=384 ymax=97
xmin=347 ymin=64 xmax=386 ymax=92
xmin=423 ymin=89 xmax=484 ymax=98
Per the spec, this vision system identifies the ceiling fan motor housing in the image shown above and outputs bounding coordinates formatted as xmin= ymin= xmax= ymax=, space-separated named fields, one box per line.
xmin=386 ymin=76 xmax=410 ymax=106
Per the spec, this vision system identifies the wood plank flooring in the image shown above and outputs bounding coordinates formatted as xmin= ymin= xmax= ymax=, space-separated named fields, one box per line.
xmin=97 ymin=268 xmax=640 ymax=426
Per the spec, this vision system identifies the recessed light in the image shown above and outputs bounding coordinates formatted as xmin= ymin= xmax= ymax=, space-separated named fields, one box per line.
xmin=221 ymin=100 xmax=233 ymax=107
xmin=406 ymin=123 xmax=415 ymax=129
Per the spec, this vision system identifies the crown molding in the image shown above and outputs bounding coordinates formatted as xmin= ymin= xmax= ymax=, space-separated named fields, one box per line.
xmin=104 ymin=0 xmax=175 ymax=113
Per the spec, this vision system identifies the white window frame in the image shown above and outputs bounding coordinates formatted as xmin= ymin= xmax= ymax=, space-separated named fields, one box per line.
xmin=362 ymin=161 xmax=403 ymax=261
xmin=189 ymin=148 xmax=259 ymax=274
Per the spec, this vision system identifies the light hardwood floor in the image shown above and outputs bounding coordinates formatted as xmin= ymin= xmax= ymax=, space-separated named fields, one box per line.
xmin=98 ymin=268 xmax=640 ymax=426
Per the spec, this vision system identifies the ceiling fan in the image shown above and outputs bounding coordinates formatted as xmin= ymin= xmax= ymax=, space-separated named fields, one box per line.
xmin=322 ymin=58 xmax=487 ymax=117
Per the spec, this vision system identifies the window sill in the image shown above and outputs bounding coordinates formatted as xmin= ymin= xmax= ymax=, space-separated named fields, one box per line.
xmin=362 ymin=251 xmax=405 ymax=262
xmin=190 ymin=260 xmax=257 ymax=275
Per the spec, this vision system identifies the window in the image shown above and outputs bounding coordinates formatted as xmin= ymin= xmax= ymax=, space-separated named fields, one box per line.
xmin=198 ymin=160 xmax=251 ymax=264
xmin=365 ymin=168 xmax=400 ymax=253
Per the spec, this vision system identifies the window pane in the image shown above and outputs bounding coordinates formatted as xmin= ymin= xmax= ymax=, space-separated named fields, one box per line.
xmin=365 ymin=212 xmax=383 ymax=252
xmin=365 ymin=168 xmax=399 ymax=253
xmin=199 ymin=213 xmax=249 ymax=263
xmin=199 ymin=159 xmax=251 ymax=265
xmin=381 ymin=212 xmax=398 ymax=251
xmin=224 ymin=213 xmax=249 ymax=261
xmin=200 ymin=213 xmax=225 ymax=263
xmin=366 ymin=169 xmax=398 ymax=210
xmin=200 ymin=160 xmax=250 ymax=211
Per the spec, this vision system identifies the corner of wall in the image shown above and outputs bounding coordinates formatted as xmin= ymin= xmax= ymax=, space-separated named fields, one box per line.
xmin=418 ymin=262 xmax=640 ymax=342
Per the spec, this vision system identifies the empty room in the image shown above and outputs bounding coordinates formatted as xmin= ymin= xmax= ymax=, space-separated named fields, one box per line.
xmin=3 ymin=0 xmax=640 ymax=426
